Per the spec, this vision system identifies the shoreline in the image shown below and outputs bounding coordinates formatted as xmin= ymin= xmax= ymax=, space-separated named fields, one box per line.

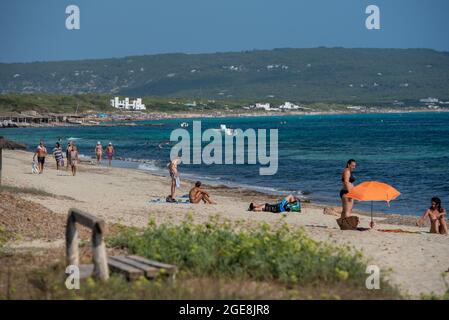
xmin=1 ymin=108 xmax=449 ymax=129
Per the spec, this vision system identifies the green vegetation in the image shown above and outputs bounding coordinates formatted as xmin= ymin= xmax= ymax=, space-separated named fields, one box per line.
xmin=0 ymin=216 xmax=402 ymax=299
xmin=108 ymin=215 xmax=398 ymax=293
xmin=1 ymin=48 xmax=449 ymax=104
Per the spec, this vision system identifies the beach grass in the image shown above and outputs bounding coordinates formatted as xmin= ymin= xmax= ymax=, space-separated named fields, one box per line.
xmin=107 ymin=214 xmax=401 ymax=297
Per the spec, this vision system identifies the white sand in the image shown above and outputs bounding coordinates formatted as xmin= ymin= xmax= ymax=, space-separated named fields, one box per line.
xmin=2 ymin=150 xmax=449 ymax=298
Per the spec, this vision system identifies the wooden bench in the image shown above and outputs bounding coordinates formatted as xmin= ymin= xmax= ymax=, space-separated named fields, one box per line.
xmin=65 ymin=208 xmax=177 ymax=281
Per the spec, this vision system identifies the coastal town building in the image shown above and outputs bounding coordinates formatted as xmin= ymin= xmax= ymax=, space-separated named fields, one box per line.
xmin=110 ymin=97 xmax=146 ymax=110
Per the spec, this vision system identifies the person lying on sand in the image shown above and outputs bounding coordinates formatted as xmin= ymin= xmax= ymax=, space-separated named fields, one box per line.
xmin=189 ymin=181 xmax=215 ymax=204
xmin=416 ymin=197 xmax=448 ymax=235
xmin=248 ymin=194 xmax=301 ymax=213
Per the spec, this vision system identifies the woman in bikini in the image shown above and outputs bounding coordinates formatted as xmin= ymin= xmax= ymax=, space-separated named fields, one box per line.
xmin=95 ymin=141 xmax=103 ymax=165
xmin=106 ymin=142 xmax=114 ymax=166
xmin=337 ymin=159 xmax=361 ymax=230
xmin=416 ymin=197 xmax=448 ymax=235
xmin=340 ymin=159 xmax=357 ymax=217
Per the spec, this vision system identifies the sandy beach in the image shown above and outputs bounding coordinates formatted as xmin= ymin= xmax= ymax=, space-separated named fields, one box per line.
xmin=1 ymin=149 xmax=449 ymax=298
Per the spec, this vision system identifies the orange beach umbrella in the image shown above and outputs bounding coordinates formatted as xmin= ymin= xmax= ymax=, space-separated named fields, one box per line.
xmin=345 ymin=181 xmax=401 ymax=228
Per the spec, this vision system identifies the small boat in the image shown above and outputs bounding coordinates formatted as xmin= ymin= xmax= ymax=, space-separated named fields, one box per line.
xmin=213 ymin=124 xmax=238 ymax=136
xmin=180 ymin=122 xmax=189 ymax=128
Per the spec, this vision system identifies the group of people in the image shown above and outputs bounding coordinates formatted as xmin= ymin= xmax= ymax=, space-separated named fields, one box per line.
xmin=94 ymin=141 xmax=115 ymax=166
xmin=32 ymin=140 xmax=115 ymax=176
xmin=339 ymin=159 xmax=447 ymax=234
xmin=33 ymin=140 xmax=80 ymax=176
xmin=168 ymin=156 xmax=447 ymax=235
xmin=33 ymin=138 xmax=447 ymax=235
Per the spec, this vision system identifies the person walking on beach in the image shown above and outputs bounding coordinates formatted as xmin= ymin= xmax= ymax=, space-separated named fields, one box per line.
xmin=66 ymin=142 xmax=72 ymax=170
xmin=189 ymin=181 xmax=215 ymax=204
xmin=52 ymin=142 xmax=64 ymax=171
xmin=167 ymin=156 xmax=181 ymax=202
xmin=337 ymin=159 xmax=361 ymax=230
xmin=95 ymin=141 xmax=103 ymax=165
xmin=33 ymin=140 xmax=47 ymax=174
xmin=70 ymin=143 xmax=79 ymax=176
xmin=416 ymin=197 xmax=448 ymax=235
xmin=105 ymin=142 xmax=114 ymax=166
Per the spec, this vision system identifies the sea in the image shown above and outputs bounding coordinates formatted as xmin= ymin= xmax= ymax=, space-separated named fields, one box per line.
xmin=3 ymin=112 xmax=449 ymax=216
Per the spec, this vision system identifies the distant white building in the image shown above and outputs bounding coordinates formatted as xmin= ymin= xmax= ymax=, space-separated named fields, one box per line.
xmin=279 ymin=102 xmax=301 ymax=110
xmin=253 ymin=103 xmax=271 ymax=111
xmin=111 ymin=97 xmax=146 ymax=110
xmin=420 ymin=97 xmax=439 ymax=103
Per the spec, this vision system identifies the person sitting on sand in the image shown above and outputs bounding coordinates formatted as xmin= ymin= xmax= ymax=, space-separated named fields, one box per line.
xmin=248 ymin=194 xmax=300 ymax=213
xmin=106 ymin=142 xmax=114 ymax=166
xmin=167 ymin=156 xmax=181 ymax=202
xmin=70 ymin=144 xmax=79 ymax=176
xmin=33 ymin=140 xmax=47 ymax=174
xmin=189 ymin=181 xmax=215 ymax=204
xmin=95 ymin=141 xmax=103 ymax=165
xmin=416 ymin=197 xmax=448 ymax=235
xmin=52 ymin=142 xmax=63 ymax=171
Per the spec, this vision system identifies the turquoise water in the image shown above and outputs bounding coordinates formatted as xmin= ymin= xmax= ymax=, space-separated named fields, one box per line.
xmin=2 ymin=112 xmax=449 ymax=216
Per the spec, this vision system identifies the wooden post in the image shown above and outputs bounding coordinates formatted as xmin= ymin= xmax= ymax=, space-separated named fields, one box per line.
xmin=66 ymin=214 xmax=79 ymax=267
xmin=92 ymin=226 xmax=109 ymax=281
xmin=65 ymin=208 xmax=109 ymax=281
xmin=0 ymin=148 xmax=3 ymax=185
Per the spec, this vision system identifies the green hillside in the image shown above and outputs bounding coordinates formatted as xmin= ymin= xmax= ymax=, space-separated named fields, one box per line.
xmin=1 ymin=48 xmax=448 ymax=104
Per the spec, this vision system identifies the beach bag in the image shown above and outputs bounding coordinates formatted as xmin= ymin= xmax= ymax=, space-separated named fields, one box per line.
xmin=59 ymin=159 xmax=65 ymax=167
xmin=336 ymin=216 xmax=359 ymax=230
xmin=32 ymin=161 xmax=39 ymax=174
xmin=286 ymin=200 xmax=301 ymax=212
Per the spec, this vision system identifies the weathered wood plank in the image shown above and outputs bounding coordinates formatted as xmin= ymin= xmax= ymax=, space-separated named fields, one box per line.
xmin=108 ymin=258 xmax=144 ymax=281
xmin=68 ymin=208 xmax=106 ymax=233
xmin=79 ymin=264 xmax=94 ymax=279
xmin=92 ymin=230 xmax=109 ymax=281
xmin=127 ymin=255 xmax=178 ymax=275
xmin=110 ymin=256 xmax=161 ymax=278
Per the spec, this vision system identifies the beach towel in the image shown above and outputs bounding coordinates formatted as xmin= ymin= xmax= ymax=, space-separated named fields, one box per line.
xmin=377 ymin=229 xmax=422 ymax=234
xmin=176 ymin=176 xmax=181 ymax=188
xmin=149 ymin=195 xmax=190 ymax=204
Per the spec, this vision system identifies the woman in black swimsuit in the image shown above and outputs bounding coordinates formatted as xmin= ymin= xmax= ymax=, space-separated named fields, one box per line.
xmin=340 ymin=159 xmax=357 ymax=219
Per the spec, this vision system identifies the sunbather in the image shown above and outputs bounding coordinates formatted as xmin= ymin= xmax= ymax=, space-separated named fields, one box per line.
xmin=189 ymin=181 xmax=215 ymax=204
xmin=416 ymin=197 xmax=447 ymax=235
xmin=248 ymin=194 xmax=301 ymax=213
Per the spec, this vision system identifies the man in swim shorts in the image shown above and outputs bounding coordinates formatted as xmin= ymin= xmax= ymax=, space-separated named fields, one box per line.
xmin=33 ymin=140 xmax=48 ymax=174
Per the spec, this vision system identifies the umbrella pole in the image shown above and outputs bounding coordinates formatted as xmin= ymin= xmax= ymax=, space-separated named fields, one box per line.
xmin=371 ymin=201 xmax=373 ymax=228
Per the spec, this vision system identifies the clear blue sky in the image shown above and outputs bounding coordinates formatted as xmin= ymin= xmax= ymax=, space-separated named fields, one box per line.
xmin=1 ymin=0 xmax=448 ymax=63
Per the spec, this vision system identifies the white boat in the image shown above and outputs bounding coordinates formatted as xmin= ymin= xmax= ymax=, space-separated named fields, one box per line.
xmin=180 ymin=122 xmax=189 ymax=128
xmin=213 ymin=124 xmax=238 ymax=136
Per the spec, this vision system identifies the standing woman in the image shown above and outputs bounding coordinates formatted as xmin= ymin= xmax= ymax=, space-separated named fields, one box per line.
xmin=70 ymin=144 xmax=79 ymax=176
xmin=95 ymin=141 xmax=103 ymax=165
xmin=337 ymin=159 xmax=359 ymax=230
xmin=66 ymin=142 xmax=72 ymax=171
xmin=106 ymin=142 xmax=114 ymax=166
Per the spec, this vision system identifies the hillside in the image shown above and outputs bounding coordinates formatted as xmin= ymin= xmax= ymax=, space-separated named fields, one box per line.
xmin=1 ymin=48 xmax=449 ymax=104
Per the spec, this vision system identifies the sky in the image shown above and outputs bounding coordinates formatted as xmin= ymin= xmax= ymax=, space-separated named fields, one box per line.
xmin=0 ymin=0 xmax=448 ymax=63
